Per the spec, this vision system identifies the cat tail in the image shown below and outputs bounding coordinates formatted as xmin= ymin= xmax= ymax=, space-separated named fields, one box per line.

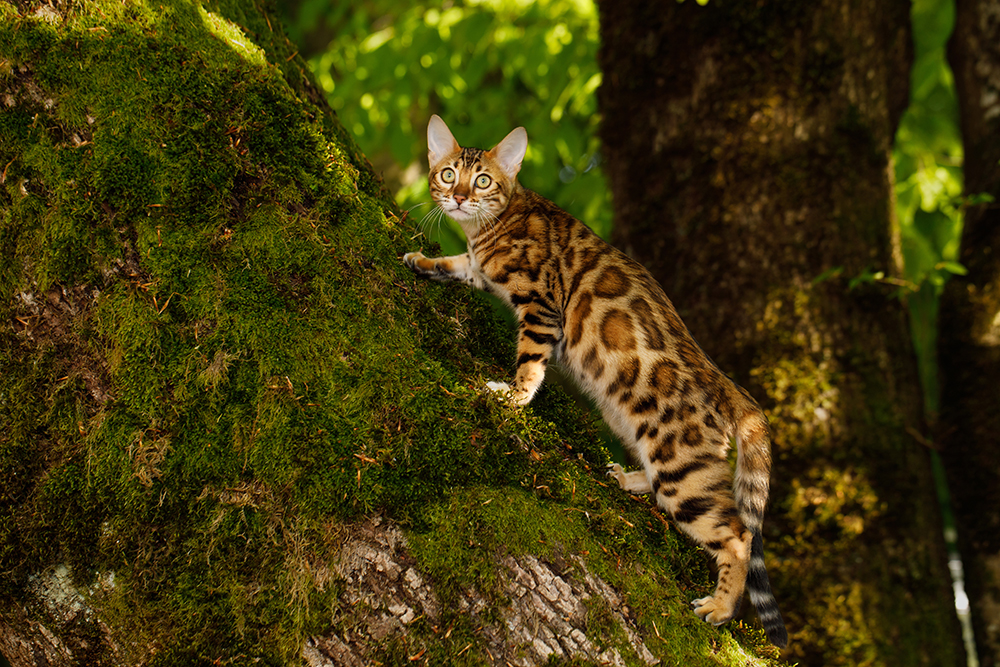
xmin=733 ymin=409 xmax=772 ymax=534
xmin=746 ymin=530 xmax=788 ymax=648
xmin=735 ymin=408 xmax=788 ymax=648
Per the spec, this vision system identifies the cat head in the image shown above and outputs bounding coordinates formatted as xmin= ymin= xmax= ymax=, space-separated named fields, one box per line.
xmin=426 ymin=115 xmax=527 ymax=232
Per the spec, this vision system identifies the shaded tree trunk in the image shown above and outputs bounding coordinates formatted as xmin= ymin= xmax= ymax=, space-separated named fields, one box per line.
xmin=941 ymin=1 xmax=1000 ymax=665
xmin=596 ymin=1 xmax=965 ymax=665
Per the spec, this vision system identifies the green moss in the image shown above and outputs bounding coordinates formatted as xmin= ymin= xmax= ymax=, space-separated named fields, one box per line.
xmin=0 ymin=1 xmax=790 ymax=664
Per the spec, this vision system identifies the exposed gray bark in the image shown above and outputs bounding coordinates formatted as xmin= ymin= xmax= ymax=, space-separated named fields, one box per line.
xmin=305 ymin=517 xmax=658 ymax=667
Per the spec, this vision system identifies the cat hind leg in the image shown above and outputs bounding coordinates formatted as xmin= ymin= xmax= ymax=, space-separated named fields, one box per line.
xmin=690 ymin=528 xmax=751 ymax=626
xmin=681 ymin=501 xmax=751 ymax=626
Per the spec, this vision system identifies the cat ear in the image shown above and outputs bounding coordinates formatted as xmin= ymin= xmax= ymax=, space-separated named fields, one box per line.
xmin=427 ymin=115 xmax=460 ymax=169
xmin=490 ymin=126 xmax=528 ymax=179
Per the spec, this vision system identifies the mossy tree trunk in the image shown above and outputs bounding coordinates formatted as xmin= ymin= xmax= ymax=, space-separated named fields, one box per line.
xmin=941 ymin=1 xmax=1000 ymax=665
xmin=596 ymin=1 xmax=965 ymax=665
xmin=0 ymin=2 xmax=795 ymax=666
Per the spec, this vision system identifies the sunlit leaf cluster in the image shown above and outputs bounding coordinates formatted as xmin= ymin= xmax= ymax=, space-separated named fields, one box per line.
xmin=286 ymin=0 xmax=609 ymax=253
xmin=893 ymin=0 xmax=965 ymax=292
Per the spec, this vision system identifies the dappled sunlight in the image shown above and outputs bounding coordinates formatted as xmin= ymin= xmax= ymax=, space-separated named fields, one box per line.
xmin=198 ymin=5 xmax=267 ymax=67
xmin=787 ymin=467 xmax=882 ymax=539
xmin=467 ymin=0 xmax=597 ymax=18
xmin=984 ymin=307 xmax=1000 ymax=347
xmin=753 ymin=288 xmax=843 ymax=447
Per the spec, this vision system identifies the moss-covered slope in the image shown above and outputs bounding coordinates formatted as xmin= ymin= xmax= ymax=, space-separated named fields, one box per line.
xmin=0 ymin=1 xmax=788 ymax=665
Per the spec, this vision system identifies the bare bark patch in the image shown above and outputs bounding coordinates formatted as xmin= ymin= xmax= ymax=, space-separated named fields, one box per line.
xmin=304 ymin=516 xmax=658 ymax=666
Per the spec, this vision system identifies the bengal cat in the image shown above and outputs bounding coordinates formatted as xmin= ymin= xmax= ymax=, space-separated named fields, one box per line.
xmin=403 ymin=115 xmax=788 ymax=648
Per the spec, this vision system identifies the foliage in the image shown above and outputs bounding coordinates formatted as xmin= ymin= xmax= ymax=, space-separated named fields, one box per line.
xmin=893 ymin=0 xmax=965 ymax=294
xmin=891 ymin=0 xmax=968 ymax=416
xmin=281 ymin=0 xmax=609 ymax=255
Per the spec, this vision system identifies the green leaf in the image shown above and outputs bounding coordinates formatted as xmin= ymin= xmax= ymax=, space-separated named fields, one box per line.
xmin=812 ymin=266 xmax=845 ymax=286
xmin=965 ymin=192 xmax=995 ymax=206
xmin=849 ymin=268 xmax=883 ymax=290
xmin=936 ymin=261 xmax=968 ymax=276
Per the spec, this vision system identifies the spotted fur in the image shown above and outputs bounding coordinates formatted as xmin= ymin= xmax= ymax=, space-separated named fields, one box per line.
xmin=403 ymin=115 xmax=788 ymax=648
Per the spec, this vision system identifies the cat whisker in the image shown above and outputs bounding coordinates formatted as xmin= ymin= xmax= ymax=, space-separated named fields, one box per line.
xmin=418 ymin=203 xmax=448 ymax=240
xmin=406 ymin=201 xmax=432 ymax=214
xmin=403 ymin=201 xmax=434 ymax=237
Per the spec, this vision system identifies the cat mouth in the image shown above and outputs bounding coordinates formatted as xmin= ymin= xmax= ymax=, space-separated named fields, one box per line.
xmin=447 ymin=206 xmax=472 ymax=220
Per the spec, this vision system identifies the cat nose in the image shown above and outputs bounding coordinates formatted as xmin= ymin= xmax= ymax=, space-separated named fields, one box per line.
xmin=453 ymin=194 xmax=467 ymax=205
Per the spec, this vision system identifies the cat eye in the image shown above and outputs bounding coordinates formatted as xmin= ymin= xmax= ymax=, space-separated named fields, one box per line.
xmin=440 ymin=168 xmax=456 ymax=183
xmin=475 ymin=174 xmax=492 ymax=188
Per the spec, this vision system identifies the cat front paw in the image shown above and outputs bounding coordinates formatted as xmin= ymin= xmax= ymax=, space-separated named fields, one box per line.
xmin=403 ymin=251 xmax=460 ymax=283
xmin=485 ymin=381 xmax=531 ymax=407
xmin=403 ymin=251 xmax=430 ymax=274
xmin=486 ymin=380 xmax=512 ymax=395
xmin=606 ymin=463 xmax=653 ymax=494
xmin=607 ymin=463 xmax=626 ymax=484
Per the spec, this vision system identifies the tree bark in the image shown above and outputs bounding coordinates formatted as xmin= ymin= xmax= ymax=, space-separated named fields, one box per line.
xmin=0 ymin=1 xmax=793 ymax=665
xmin=596 ymin=1 xmax=965 ymax=665
xmin=941 ymin=1 xmax=1000 ymax=665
